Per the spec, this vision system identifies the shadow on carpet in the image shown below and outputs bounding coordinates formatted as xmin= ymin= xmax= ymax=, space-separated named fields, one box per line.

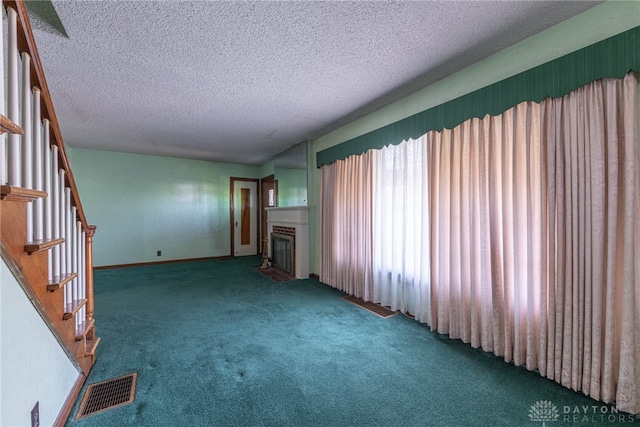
xmin=254 ymin=266 xmax=295 ymax=282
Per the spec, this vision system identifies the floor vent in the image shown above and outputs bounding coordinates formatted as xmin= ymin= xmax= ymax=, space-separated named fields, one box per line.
xmin=343 ymin=296 xmax=397 ymax=318
xmin=76 ymin=372 xmax=137 ymax=419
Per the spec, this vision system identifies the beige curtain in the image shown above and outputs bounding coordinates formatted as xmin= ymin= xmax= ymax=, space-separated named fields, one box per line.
xmin=320 ymin=152 xmax=374 ymax=300
xmin=428 ymin=100 xmax=545 ymax=359
xmin=428 ymin=72 xmax=639 ymax=413
xmin=541 ymin=73 xmax=639 ymax=412
xmin=319 ymin=72 xmax=638 ymax=413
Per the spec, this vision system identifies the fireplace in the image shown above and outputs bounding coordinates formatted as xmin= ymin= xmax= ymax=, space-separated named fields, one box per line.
xmin=271 ymin=232 xmax=295 ymax=275
xmin=265 ymin=206 xmax=309 ymax=279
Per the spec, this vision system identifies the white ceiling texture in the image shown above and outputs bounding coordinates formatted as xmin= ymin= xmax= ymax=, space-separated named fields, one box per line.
xmin=28 ymin=1 xmax=601 ymax=165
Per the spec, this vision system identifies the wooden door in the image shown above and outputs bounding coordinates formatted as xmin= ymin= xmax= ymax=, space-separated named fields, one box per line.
xmin=230 ymin=178 xmax=258 ymax=256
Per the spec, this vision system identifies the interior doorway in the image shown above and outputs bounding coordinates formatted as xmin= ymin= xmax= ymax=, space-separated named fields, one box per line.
xmin=260 ymin=175 xmax=277 ymax=256
xmin=230 ymin=178 xmax=259 ymax=257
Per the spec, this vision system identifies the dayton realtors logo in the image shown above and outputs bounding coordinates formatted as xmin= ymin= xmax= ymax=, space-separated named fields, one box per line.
xmin=562 ymin=404 xmax=636 ymax=424
xmin=528 ymin=400 xmax=636 ymax=425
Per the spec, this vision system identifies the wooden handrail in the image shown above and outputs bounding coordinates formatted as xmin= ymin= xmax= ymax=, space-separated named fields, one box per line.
xmin=2 ymin=0 xmax=99 ymax=382
xmin=0 ymin=114 xmax=24 ymax=134
xmin=3 ymin=0 xmax=88 ymax=231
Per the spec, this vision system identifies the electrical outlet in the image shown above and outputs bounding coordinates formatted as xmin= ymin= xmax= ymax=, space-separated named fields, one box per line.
xmin=157 ymin=250 xmax=161 ymax=256
xmin=31 ymin=402 xmax=39 ymax=427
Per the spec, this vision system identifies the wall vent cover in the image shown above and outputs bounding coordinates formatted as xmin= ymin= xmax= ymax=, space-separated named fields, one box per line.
xmin=343 ymin=296 xmax=397 ymax=318
xmin=76 ymin=372 xmax=137 ymax=419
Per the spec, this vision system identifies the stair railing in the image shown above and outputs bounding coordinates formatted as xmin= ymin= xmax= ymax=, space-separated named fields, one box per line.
xmin=1 ymin=0 xmax=98 ymax=373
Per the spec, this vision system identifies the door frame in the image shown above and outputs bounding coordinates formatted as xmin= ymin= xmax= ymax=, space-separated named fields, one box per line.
xmin=230 ymin=177 xmax=260 ymax=257
xmin=260 ymin=174 xmax=277 ymax=257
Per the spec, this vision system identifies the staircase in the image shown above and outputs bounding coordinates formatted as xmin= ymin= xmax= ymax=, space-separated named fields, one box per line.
xmin=1 ymin=0 xmax=99 ymax=378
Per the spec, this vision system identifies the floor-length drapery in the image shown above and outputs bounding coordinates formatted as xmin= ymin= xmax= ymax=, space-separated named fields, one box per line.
xmin=540 ymin=73 xmax=640 ymax=412
xmin=319 ymin=72 xmax=639 ymax=413
xmin=428 ymin=100 xmax=545 ymax=364
xmin=427 ymin=72 xmax=639 ymax=413
xmin=320 ymin=152 xmax=374 ymax=300
xmin=372 ymin=138 xmax=431 ymax=322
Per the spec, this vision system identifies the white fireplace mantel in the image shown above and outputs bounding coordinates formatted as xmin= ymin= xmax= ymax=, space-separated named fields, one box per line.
xmin=266 ymin=206 xmax=309 ymax=279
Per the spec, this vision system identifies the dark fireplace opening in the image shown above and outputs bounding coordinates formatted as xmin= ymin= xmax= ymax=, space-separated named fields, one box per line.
xmin=271 ymin=232 xmax=295 ymax=276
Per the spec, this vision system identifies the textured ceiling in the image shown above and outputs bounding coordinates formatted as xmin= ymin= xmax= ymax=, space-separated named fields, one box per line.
xmin=29 ymin=1 xmax=601 ymax=165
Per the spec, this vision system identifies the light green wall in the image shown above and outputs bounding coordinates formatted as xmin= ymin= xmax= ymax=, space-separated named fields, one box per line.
xmin=258 ymin=160 xmax=275 ymax=179
xmin=1 ymin=259 xmax=79 ymax=427
xmin=307 ymin=0 xmax=640 ymax=274
xmin=276 ymin=167 xmax=307 ymax=207
xmin=68 ymin=148 xmax=260 ymax=267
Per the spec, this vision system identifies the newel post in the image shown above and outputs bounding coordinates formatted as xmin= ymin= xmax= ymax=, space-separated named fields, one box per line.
xmin=85 ymin=225 xmax=97 ymax=332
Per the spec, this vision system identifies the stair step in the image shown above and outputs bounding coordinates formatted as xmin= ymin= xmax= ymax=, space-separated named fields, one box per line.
xmin=0 ymin=186 xmax=47 ymax=202
xmin=48 ymin=272 xmax=78 ymax=292
xmin=75 ymin=318 xmax=95 ymax=341
xmin=63 ymin=299 xmax=87 ymax=320
xmin=25 ymin=237 xmax=65 ymax=255
xmin=82 ymin=336 xmax=101 ymax=358
xmin=0 ymin=114 xmax=24 ymax=135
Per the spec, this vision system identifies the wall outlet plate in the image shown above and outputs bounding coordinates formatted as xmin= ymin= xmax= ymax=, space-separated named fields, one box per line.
xmin=31 ymin=402 xmax=39 ymax=427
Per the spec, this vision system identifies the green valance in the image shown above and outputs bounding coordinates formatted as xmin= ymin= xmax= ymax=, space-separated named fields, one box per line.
xmin=317 ymin=25 xmax=640 ymax=168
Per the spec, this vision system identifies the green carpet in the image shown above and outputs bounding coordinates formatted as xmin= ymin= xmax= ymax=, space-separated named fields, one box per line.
xmin=64 ymin=257 xmax=636 ymax=426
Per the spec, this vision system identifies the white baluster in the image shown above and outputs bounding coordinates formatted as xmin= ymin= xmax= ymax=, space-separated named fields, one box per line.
xmin=0 ymin=6 xmax=3 ymax=114
xmin=44 ymin=123 xmax=53 ymax=280
xmin=33 ymin=89 xmax=44 ymax=241
xmin=78 ymin=221 xmax=85 ymax=331
xmin=71 ymin=206 xmax=77 ymax=300
xmin=22 ymin=53 xmax=33 ymax=242
xmin=51 ymin=146 xmax=60 ymax=279
xmin=7 ymin=7 xmax=20 ymax=186
xmin=62 ymin=182 xmax=70 ymax=309
xmin=0 ymin=5 xmax=6 ymax=185
xmin=44 ymin=123 xmax=52 ymax=238
xmin=75 ymin=222 xmax=81 ymax=331
xmin=65 ymin=187 xmax=72 ymax=287
xmin=71 ymin=206 xmax=78 ymax=329
xmin=21 ymin=53 xmax=32 ymax=187
xmin=80 ymin=228 xmax=86 ymax=322
xmin=59 ymin=169 xmax=67 ymax=278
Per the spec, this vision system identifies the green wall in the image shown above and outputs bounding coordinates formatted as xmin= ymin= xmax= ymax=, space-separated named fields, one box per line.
xmin=68 ymin=148 xmax=260 ymax=267
xmin=275 ymin=167 xmax=307 ymax=207
xmin=307 ymin=0 xmax=640 ymax=274
xmin=258 ymin=159 xmax=275 ymax=179
xmin=1 ymin=259 xmax=79 ymax=427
